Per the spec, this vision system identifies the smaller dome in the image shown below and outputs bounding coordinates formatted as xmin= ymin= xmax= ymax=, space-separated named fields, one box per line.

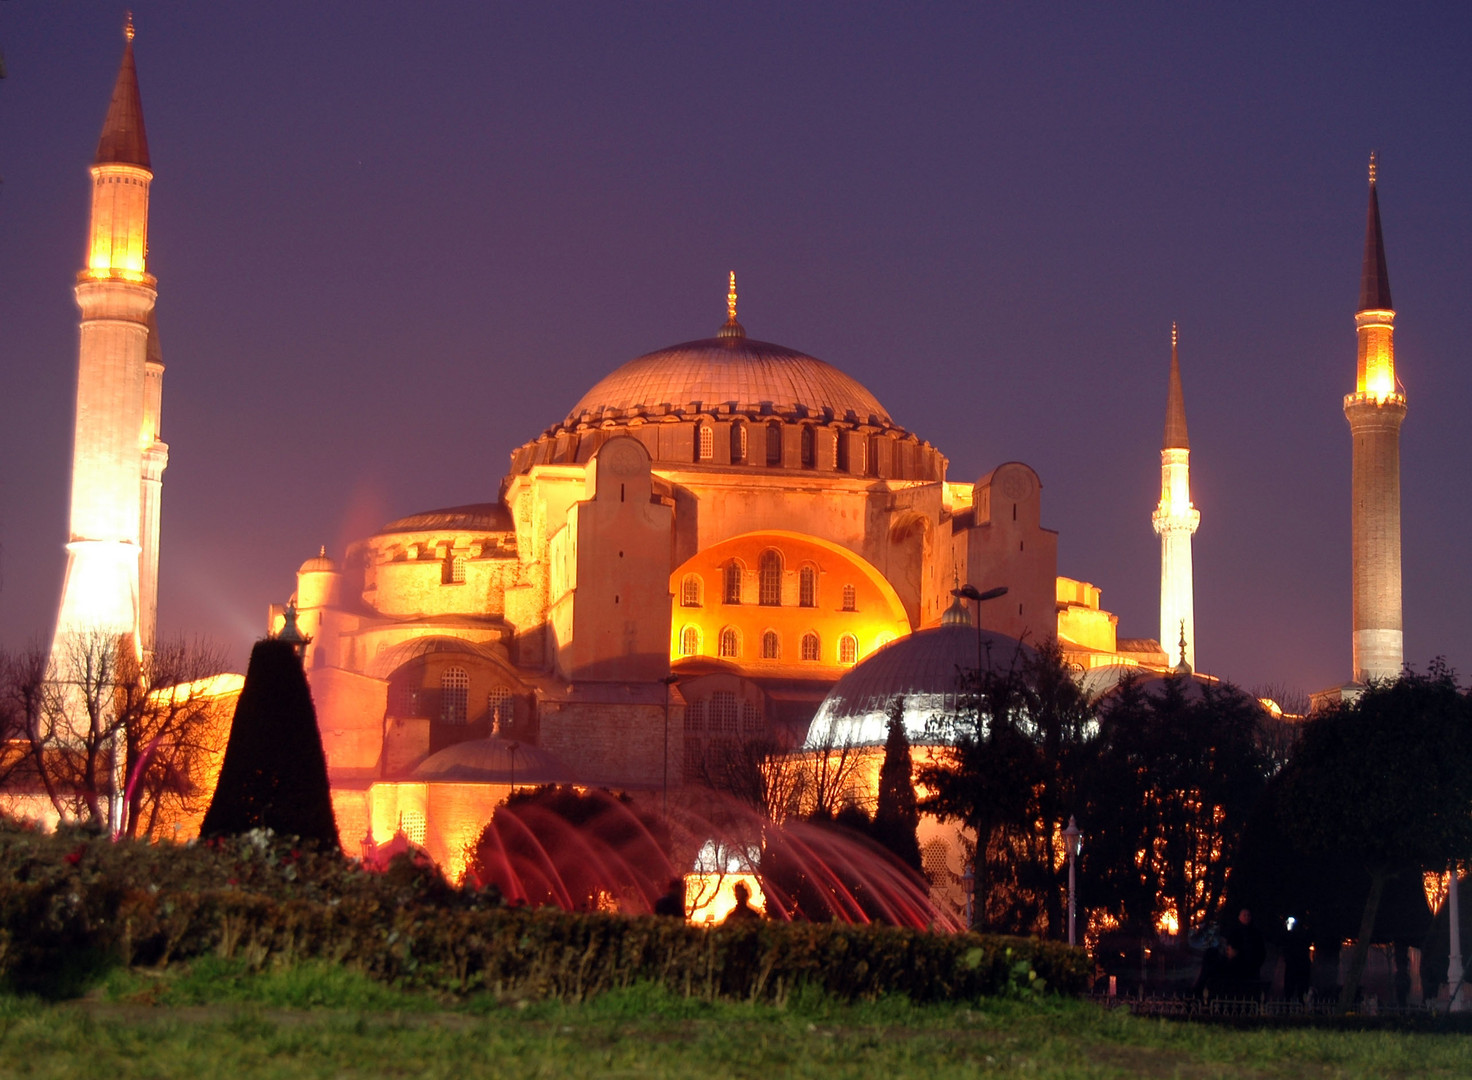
xmin=411 ymin=737 xmax=574 ymax=785
xmin=805 ymin=624 xmax=1031 ymax=748
xmin=299 ymin=546 xmax=336 ymax=574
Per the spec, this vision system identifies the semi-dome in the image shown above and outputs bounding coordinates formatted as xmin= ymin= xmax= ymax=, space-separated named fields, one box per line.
xmin=804 ymin=623 xmax=1033 ymax=748
xmin=563 ymin=336 xmax=897 ymax=430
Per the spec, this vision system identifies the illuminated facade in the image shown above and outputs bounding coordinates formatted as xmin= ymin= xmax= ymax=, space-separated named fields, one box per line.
xmin=52 ymin=19 xmax=168 ymax=663
xmin=278 ymin=278 xmax=1164 ymax=863
xmin=1344 ymin=154 xmax=1406 ymax=685
xmin=1152 ymin=324 xmax=1200 ymax=672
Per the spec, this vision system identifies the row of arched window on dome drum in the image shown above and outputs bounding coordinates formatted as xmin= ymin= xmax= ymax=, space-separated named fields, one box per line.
xmin=680 ymin=557 xmax=858 ymax=611
xmin=678 ymin=626 xmax=859 ymax=666
xmin=696 ymin=421 xmax=829 ymax=469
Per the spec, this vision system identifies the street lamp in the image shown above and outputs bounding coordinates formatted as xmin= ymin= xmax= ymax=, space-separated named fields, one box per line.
xmin=1450 ymin=862 xmax=1466 ymax=1012
xmin=951 ymin=584 xmax=1008 ymax=672
xmin=661 ymin=674 xmax=680 ymax=819
xmin=1063 ymin=815 xmax=1083 ymax=947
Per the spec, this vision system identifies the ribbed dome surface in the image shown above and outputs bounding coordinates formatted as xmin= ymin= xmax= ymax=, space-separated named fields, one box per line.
xmin=805 ymin=625 xmax=1031 ymax=748
xmin=564 ymin=337 xmax=895 ymax=429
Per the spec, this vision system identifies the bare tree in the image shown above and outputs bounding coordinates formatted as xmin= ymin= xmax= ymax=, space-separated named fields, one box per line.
xmin=13 ymin=631 xmax=232 ymax=837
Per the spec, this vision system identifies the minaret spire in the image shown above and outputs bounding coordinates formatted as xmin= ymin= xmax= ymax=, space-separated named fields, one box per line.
xmin=1345 ymin=155 xmax=1406 ymax=683
xmin=96 ymin=15 xmax=150 ymax=169
xmin=1153 ymin=323 xmax=1200 ymax=672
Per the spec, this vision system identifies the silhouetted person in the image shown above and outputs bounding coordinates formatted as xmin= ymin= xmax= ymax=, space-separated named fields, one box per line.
xmin=654 ymin=877 xmax=686 ymax=918
xmin=725 ymin=882 xmax=762 ymax=922
xmin=1224 ymin=908 xmax=1266 ymax=992
xmin=1281 ymin=916 xmax=1312 ymax=1002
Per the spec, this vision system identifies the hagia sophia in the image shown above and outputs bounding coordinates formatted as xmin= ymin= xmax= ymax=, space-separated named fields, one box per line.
xmin=33 ymin=26 xmax=1410 ymax=892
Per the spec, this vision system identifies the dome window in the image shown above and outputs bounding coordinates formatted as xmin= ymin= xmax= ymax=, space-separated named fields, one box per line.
xmin=443 ymin=554 xmax=466 ymax=584
xmin=839 ymin=634 xmax=859 ymax=666
xmin=799 ymin=565 xmax=817 ymax=608
xmin=719 ymin=627 xmax=740 ymax=658
xmin=800 ymin=425 xmax=816 ymax=468
xmin=731 ymin=423 xmax=747 ymax=463
xmin=766 ymin=422 xmax=782 ymax=466
xmin=842 ymin=584 xmax=857 ymax=612
xmin=697 ymin=424 xmax=714 ymax=461
xmin=440 ymin=667 xmax=469 ymax=724
xmin=762 ymin=630 xmax=780 ymax=660
xmin=680 ymin=625 xmax=701 ymax=657
xmin=723 ymin=561 xmax=743 ymax=604
xmin=681 ymin=573 xmax=703 ymax=607
xmin=801 ymin=632 xmax=821 ymax=662
xmin=759 ymin=550 xmax=783 ymax=606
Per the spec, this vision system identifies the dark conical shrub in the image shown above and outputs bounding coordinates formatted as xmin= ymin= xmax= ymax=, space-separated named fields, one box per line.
xmin=873 ymin=703 xmax=922 ymax=873
xmin=199 ymin=639 xmax=339 ymax=851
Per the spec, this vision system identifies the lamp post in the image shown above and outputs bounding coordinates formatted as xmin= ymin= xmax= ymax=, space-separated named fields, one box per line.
xmin=1063 ymin=815 xmax=1082 ymax=947
xmin=1450 ymin=862 xmax=1466 ymax=1012
xmin=661 ymin=674 xmax=680 ymax=819
xmin=951 ymin=584 xmax=1009 ymax=672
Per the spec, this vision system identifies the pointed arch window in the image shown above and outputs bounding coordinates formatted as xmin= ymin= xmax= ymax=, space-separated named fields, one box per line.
xmin=759 ymin=550 xmax=783 ymax=606
xmin=440 ymin=667 xmax=469 ymax=724
xmin=800 ymin=632 xmax=821 ymax=662
xmin=697 ymin=423 xmax=714 ymax=461
xmin=718 ymin=627 xmax=740 ymax=658
xmin=799 ymin=565 xmax=817 ymax=608
xmin=723 ymin=561 xmax=743 ymax=604
xmin=680 ymin=625 xmax=701 ymax=657
xmin=681 ymin=573 xmax=703 ymax=607
xmin=762 ymin=630 xmax=780 ymax=660
xmin=839 ymin=634 xmax=859 ymax=666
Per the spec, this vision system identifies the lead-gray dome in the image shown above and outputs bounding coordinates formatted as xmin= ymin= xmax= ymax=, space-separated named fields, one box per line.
xmin=564 ymin=337 xmax=897 ymax=430
xmin=804 ymin=623 xmax=1032 ymax=748
xmin=411 ymin=737 xmax=574 ymax=784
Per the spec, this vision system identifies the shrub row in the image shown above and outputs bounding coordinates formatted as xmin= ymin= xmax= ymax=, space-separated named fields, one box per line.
xmin=0 ymin=822 xmax=1089 ymax=1002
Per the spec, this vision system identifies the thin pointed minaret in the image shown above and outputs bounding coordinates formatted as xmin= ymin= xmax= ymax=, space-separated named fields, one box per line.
xmin=52 ymin=15 xmax=166 ymax=662
xmin=1152 ymin=322 xmax=1200 ymax=672
xmin=1344 ymin=152 xmax=1405 ymax=684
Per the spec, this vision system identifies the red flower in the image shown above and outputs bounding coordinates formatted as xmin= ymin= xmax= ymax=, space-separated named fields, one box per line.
xmin=63 ymin=846 xmax=85 ymax=866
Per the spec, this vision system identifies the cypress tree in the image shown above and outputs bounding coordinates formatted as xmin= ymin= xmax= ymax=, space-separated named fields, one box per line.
xmin=872 ymin=700 xmax=922 ymax=872
xmin=200 ymin=639 xmax=339 ymax=850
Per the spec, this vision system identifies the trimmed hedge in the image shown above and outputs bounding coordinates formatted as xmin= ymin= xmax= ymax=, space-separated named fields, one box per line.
xmin=0 ymin=822 xmax=1089 ymax=1001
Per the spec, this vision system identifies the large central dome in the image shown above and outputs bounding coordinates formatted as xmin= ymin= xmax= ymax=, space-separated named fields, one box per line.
xmin=563 ymin=335 xmax=895 ymax=429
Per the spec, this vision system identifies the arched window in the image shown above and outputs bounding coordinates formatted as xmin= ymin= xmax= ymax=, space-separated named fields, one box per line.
xmin=839 ymin=634 xmax=859 ymax=666
xmin=800 ymin=425 xmax=815 ymax=468
xmin=680 ymin=573 xmax=702 ymax=607
xmin=440 ymin=667 xmax=469 ymax=724
xmin=680 ymin=625 xmax=701 ymax=657
xmin=836 ymin=431 xmax=849 ymax=472
xmin=766 ymin=422 xmax=782 ymax=466
xmin=762 ymin=630 xmax=780 ymax=659
xmin=800 ymin=632 xmax=821 ymax=662
xmin=842 ymin=584 xmax=857 ymax=612
xmin=723 ymin=562 xmax=742 ymax=604
xmin=799 ymin=565 xmax=817 ymax=608
xmin=443 ymin=554 xmax=466 ymax=584
xmin=731 ymin=423 xmax=747 ymax=463
xmin=697 ymin=423 xmax=714 ymax=461
xmin=487 ymin=686 xmax=513 ymax=732
xmin=718 ymin=627 xmax=740 ymax=658
xmin=759 ymin=550 xmax=782 ymax=606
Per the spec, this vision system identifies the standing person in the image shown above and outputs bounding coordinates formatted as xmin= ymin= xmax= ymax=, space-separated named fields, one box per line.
xmin=1281 ymin=916 xmax=1312 ymax=1002
xmin=654 ymin=877 xmax=686 ymax=918
xmin=1224 ymin=908 xmax=1266 ymax=992
xmin=725 ymin=882 xmax=762 ymax=922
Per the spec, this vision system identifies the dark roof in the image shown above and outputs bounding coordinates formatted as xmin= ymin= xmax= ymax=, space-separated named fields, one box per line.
xmin=96 ymin=40 xmax=150 ymax=168
xmin=1359 ymin=165 xmax=1393 ymax=312
xmin=411 ymin=737 xmax=574 ymax=784
xmin=1163 ymin=327 xmax=1189 ymax=450
xmin=379 ymin=503 xmax=511 ymax=534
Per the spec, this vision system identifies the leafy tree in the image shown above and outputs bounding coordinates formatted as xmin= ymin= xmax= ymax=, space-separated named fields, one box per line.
xmin=1273 ymin=663 xmax=1472 ymax=1006
xmin=1081 ymin=673 xmax=1275 ymax=937
xmin=920 ymin=638 xmax=1093 ymax=935
xmin=872 ymin=700 xmax=921 ymax=872
xmin=199 ymin=639 xmax=338 ymax=851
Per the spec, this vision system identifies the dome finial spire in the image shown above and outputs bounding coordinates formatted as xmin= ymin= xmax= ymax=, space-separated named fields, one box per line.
xmin=717 ymin=269 xmax=746 ymax=339
xmin=124 ymin=11 xmax=135 ymax=42
xmin=1368 ymin=150 xmax=1377 ymax=187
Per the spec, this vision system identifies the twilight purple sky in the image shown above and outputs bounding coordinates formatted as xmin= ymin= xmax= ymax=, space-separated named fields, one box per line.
xmin=2 ymin=2 xmax=1469 ymax=696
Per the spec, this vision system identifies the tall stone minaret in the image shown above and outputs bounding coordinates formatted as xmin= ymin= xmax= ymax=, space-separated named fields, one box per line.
xmin=1152 ymin=323 xmax=1200 ymax=672
xmin=1344 ymin=153 xmax=1405 ymax=684
xmin=51 ymin=17 xmax=167 ymax=662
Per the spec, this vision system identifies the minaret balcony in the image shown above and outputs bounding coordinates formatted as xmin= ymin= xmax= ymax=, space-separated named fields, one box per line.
xmin=1343 ymin=390 xmax=1406 ymax=410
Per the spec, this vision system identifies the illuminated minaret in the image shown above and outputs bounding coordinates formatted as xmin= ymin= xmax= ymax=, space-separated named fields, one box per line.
xmin=1152 ymin=323 xmax=1199 ymax=672
xmin=1344 ymin=153 xmax=1405 ymax=684
xmin=51 ymin=16 xmax=166 ymax=661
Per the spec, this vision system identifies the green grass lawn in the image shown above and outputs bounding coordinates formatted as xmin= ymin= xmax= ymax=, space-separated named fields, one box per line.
xmin=0 ymin=962 xmax=1466 ymax=1079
